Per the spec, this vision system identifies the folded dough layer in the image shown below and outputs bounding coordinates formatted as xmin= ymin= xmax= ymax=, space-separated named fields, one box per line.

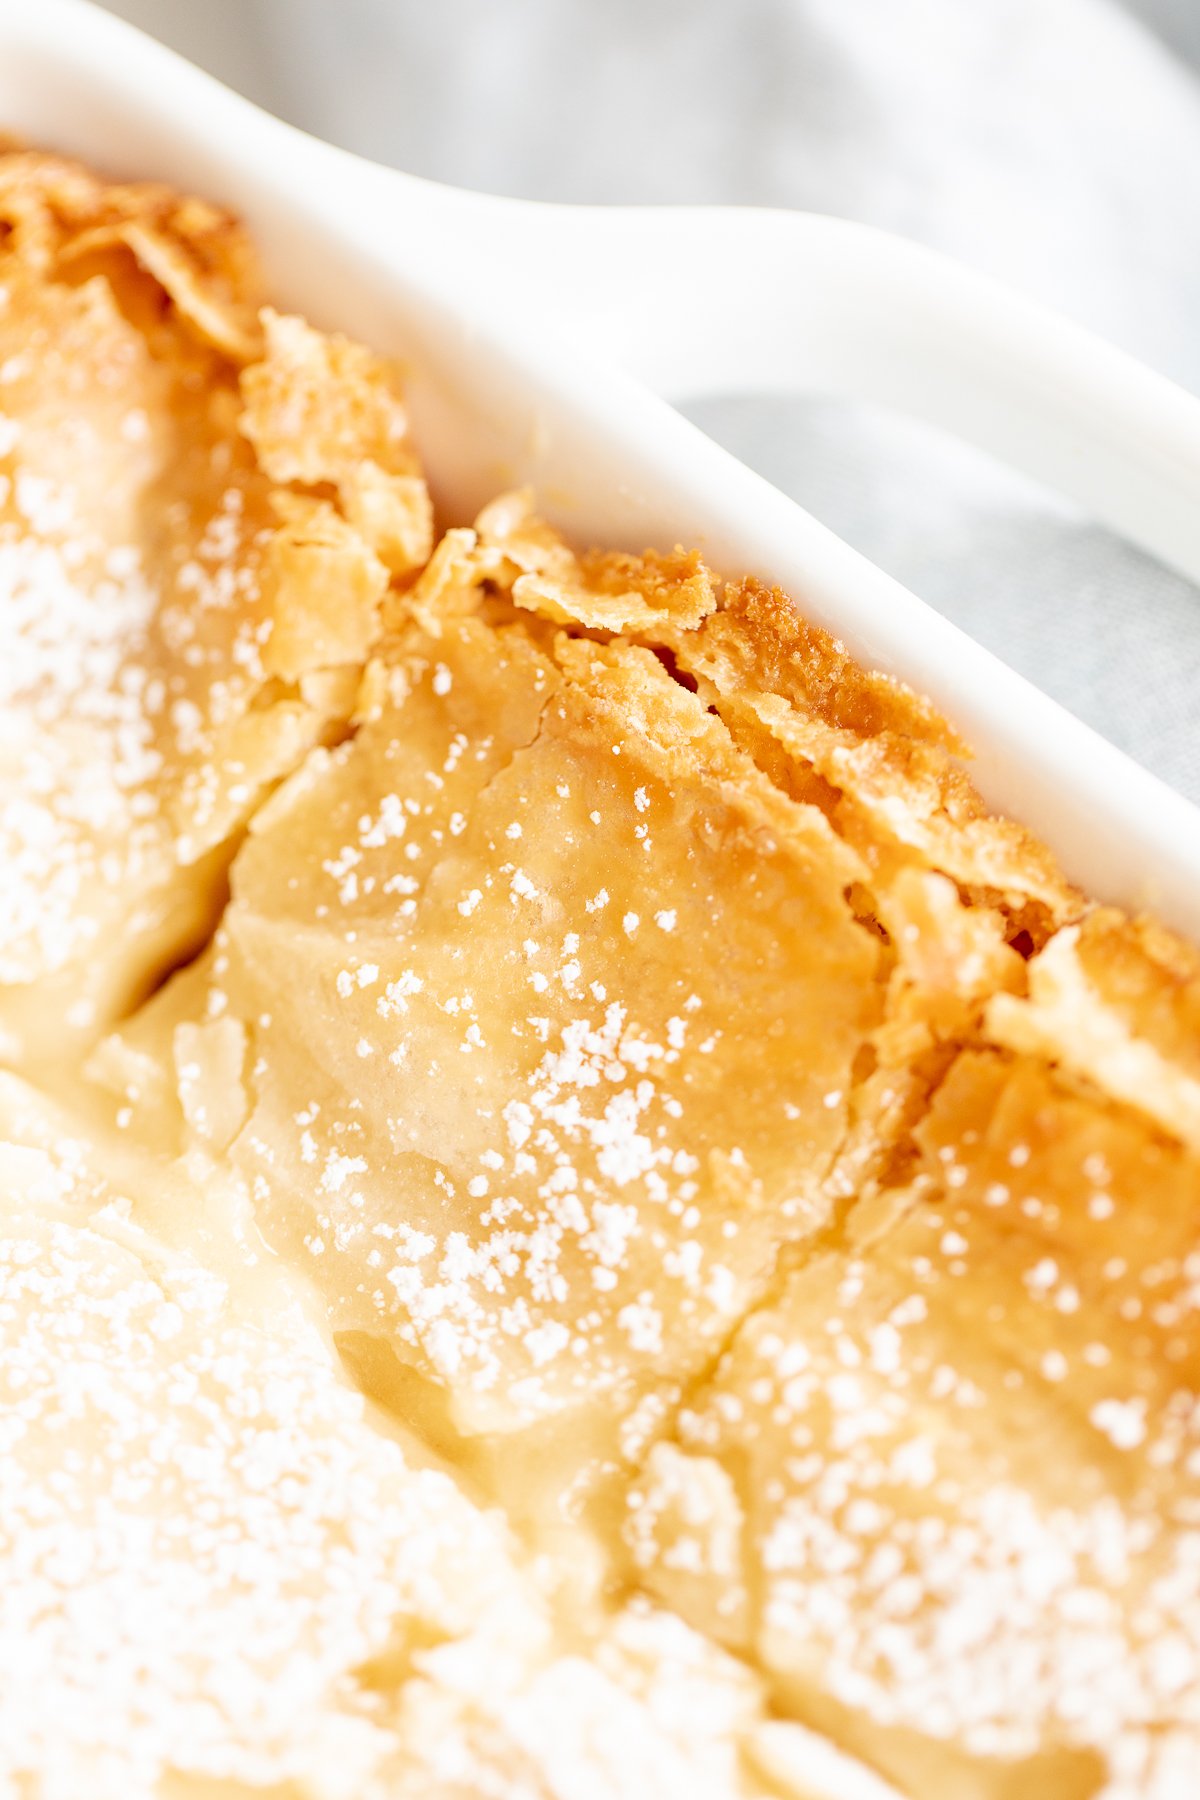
xmin=106 ymin=610 xmax=882 ymax=1454
xmin=627 ymin=1041 xmax=1200 ymax=1799
xmin=0 ymin=1072 xmax=796 ymax=1800
xmin=7 ymin=143 xmax=1200 ymax=1800
xmin=0 ymin=156 xmax=429 ymax=1064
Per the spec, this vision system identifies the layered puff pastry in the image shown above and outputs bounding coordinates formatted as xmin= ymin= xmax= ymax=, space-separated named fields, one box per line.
xmin=3 ymin=147 xmax=1200 ymax=1800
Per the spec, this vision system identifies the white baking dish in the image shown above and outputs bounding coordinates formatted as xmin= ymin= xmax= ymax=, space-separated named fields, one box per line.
xmin=3 ymin=0 xmax=1200 ymax=933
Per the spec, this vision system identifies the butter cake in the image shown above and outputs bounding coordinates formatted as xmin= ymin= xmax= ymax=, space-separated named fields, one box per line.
xmin=2 ymin=147 xmax=1199 ymax=1800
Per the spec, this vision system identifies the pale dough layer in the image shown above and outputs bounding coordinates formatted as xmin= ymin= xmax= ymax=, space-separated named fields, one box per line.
xmin=0 ymin=1071 xmax=801 ymax=1800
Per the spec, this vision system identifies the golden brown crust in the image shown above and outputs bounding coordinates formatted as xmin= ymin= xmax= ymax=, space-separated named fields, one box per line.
xmin=173 ymin=620 xmax=880 ymax=1438
xmin=0 ymin=150 xmax=434 ymax=1065
xmin=629 ymin=1049 xmax=1200 ymax=1797
xmin=672 ymin=576 xmax=963 ymax=748
xmin=6 ymin=145 xmax=1200 ymax=1800
xmin=0 ymin=149 xmax=263 ymax=357
xmin=988 ymin=909 xmax=1200 ymax=1150
xmin=652 ymin=580 xmax=1079 ymax=930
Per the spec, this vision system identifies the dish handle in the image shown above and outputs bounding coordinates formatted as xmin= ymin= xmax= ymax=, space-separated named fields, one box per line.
xmin=497 ymin=201 xmax=1200 ymax=589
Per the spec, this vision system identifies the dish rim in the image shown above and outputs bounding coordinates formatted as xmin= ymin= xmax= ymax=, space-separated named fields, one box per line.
xmin=0 ymin=0 xmax=1198 ymax=935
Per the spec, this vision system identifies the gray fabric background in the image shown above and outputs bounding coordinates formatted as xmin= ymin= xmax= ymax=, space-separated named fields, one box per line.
xmin=101 ymin=0 xmax=1200 ymax=802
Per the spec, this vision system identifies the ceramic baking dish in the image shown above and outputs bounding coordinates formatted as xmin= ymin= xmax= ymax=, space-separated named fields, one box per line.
xmin=3 ymin=0 xmax=1200 ymax=935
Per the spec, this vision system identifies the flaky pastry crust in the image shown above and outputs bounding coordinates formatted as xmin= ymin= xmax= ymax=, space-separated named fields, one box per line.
xmin=2 ymin=148 xmax=1200 ymax=1800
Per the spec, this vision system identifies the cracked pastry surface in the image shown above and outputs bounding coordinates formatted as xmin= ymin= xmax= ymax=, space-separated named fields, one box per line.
xmin=5 ymin=146 xmax=1200 ymax=1800
xmin=0 ymin=156 xmax=429 ymax=1066
xmin=627 ymin=1041 xmax=1200 ymax=1800
xmin=119 ymin=615 xmax=880 ymax=1446
xmin=108 ymin=500 xmax=1200 ymax=1797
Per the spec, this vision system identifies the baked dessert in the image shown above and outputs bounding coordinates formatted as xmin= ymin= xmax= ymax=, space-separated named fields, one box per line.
xmin=0 ymin=1066 xmax=794 ymax=1800
xmin=2 ymin=147 xmax=1199 ymax=1800
xmin=0 ymin=152 xmax=430 ymax=1069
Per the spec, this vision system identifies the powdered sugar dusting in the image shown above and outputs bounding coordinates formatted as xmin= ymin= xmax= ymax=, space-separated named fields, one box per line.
xmin=633 ymin=1052 xmax=1200 ymax=1787
xmin=0 ymin=1193 xmax=528 ymax=1797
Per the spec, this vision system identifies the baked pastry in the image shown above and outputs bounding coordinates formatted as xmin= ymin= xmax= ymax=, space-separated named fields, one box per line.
xmin=0 ymin=1067 xmax=797 ymax=1800
xmin=0 ymin=153 xmax=430 ymax=1067
xmin=628 ymin=1023 xmax=1200 ymax=1798
xmin=3 ymin=147 xmax=1200 ymax=1800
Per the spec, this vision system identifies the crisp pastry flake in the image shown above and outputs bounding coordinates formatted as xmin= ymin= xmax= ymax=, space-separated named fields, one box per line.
xmin=0 ymin=158 xmax=432 ymax=1064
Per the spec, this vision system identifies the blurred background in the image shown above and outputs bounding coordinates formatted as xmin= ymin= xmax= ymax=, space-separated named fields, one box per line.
xmin=99 ymin=0 xmax=1200 ymax=801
